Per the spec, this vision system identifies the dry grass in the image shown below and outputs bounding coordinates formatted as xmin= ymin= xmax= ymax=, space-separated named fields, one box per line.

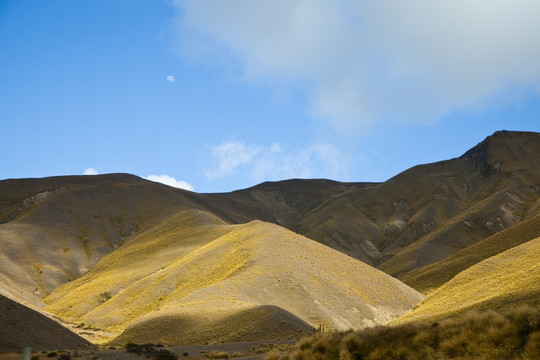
xmin=267 ymin=307 xmax=540 ymax=360
xmin=394 ymin=237 xmax=540 ymax=325
xmin=44 ymin=218 xmax=422 ymax=345
xmin=402 ymin=214 xmax=540 ymax=294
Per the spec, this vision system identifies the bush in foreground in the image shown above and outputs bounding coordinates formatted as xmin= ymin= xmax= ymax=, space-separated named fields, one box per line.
xmin=265 ymin=307 xmax=540 ymax=360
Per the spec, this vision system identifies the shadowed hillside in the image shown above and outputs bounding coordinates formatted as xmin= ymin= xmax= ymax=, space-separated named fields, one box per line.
xmin=0 ymin=294 xmax=92 ymax=353
xmin=376 ymin=131 xmax=540 ymax=278
xmin=111 ymin=305 xmax=314 ymax=346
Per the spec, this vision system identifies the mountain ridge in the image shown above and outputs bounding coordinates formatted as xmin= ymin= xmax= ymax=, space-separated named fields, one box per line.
xmin=1 ymin=130 xmax=539 ymax=349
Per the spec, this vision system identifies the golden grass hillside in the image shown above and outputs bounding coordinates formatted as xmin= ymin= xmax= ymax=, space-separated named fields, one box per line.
xmin=44 ymin=216 xmax=423 ymax=345
xmin=0 ymin=174 xmax=208 ymax=307
xmin=0 ymin=174 xmax=367 ymax=308
xmin=393 ymin=237 xmax=540 ymax=325
xmin=401 ymin=213 xmax=540 ymax=294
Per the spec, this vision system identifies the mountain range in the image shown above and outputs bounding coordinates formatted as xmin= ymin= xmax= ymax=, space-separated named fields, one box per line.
xmin=0 ymin=130 xmax=538 ymax=350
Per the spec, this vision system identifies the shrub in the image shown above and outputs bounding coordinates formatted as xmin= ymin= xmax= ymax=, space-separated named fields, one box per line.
xmin=264 ymin=350 xmax=281 ymax=360
xmin=151 ymin=349 xmax=178 ymax=360
xmin=297 ymin=337 xmax=313 ymax=351
xmin=98 ymin=292 xmax=112 ymax=304
xmin=46 ymin=352 xmax=57 ymax=358
xmin=209 ymin=352 xmax=229 ymax=359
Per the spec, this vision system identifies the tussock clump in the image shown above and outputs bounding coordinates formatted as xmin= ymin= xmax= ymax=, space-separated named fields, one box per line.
xmin=264 ymin=350 xmax=281 ymax=360
xmin=268 ymin=307 xmax=540 ymax=360
xmin=208 ymin=352 xmax=229 ymax=359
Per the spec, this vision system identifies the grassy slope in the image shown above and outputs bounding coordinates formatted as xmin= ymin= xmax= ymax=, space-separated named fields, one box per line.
xmin=0 ymin=175 xmax=368 ymax=307
xmin=401 ymin=214 xmax=540 ymax=294
xmin=271 ymin=307 xmax=540 ymax=360
xmin=44 ymin=217 xmax=423 ymax=345
xmin=0 ymin=174 xmax=207 ymax=306
xmin=394 ymin=237 xmax=540 ymax=325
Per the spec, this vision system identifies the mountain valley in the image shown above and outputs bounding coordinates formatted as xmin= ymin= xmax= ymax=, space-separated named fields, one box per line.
xmin=1 ymin=130 xmax=539 ymax=353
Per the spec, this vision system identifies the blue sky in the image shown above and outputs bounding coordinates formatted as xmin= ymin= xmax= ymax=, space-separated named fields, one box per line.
xmin=1 ymin=1 xmax=539 ymax=193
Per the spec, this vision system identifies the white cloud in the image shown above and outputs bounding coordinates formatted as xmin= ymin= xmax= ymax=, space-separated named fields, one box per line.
xmin=173 ymin=0 xmax=540 ymax=131
xmin=145 ymin=174 xmax=194 ymax=191
xmin=270 ymin=143 xmax=282 ymax=153
xmin=83 ymin=168 xmax=98 ymax=175
xmin=166 ymin=75 xmax=176 ymax=83
xmin=205 ymin=141 xmax=349 ymax=182
xmin=204 ymin=141 xmax=261 ymax=179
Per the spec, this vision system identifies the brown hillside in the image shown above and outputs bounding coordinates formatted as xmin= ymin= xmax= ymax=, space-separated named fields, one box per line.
xmin=290 ymin=131 xmax=540 ymax=274
xmin=0 ymin=294 xmax=92 ymax=353
xmin=377 ymin=130 xmax=540 ymax=276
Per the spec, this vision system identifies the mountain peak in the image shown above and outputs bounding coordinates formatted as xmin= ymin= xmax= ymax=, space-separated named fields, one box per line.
xmin=460 ymin=130 xmax=540 ymax=171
